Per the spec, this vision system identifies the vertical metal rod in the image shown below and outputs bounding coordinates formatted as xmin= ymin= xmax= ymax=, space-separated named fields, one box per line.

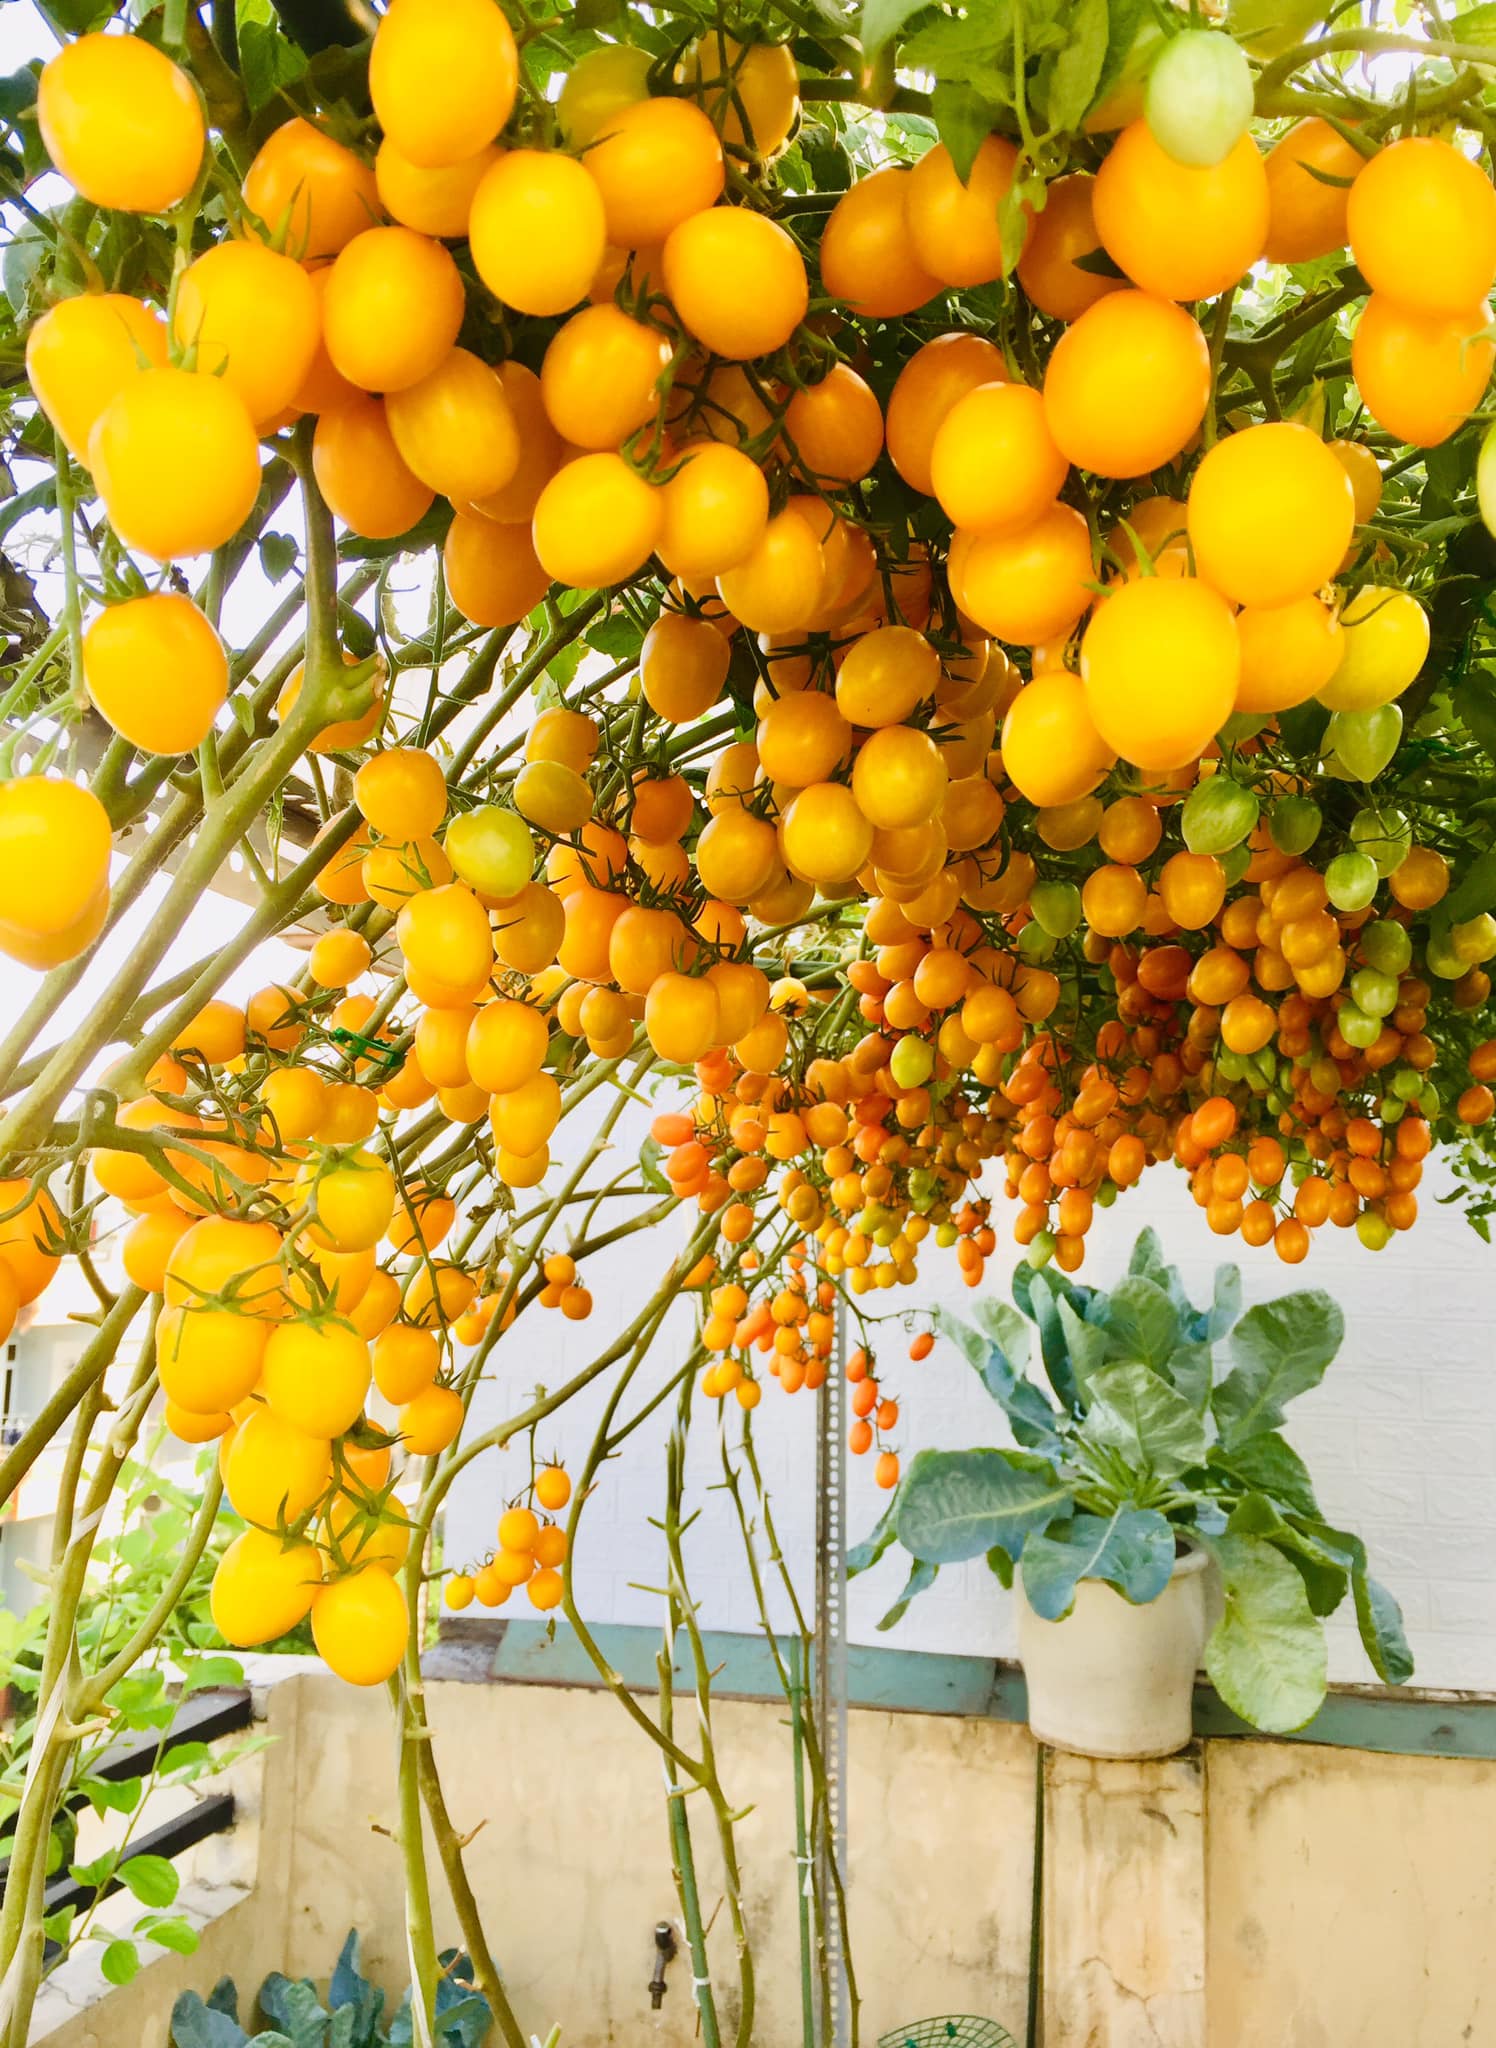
xmin=814 ymin=1295 xmax=850 ymax=2048
xmin=1026 ymin=1745 xmax=1045 ymax=2048
xmin=788 ymin=1636 xmax=817 ymax=2048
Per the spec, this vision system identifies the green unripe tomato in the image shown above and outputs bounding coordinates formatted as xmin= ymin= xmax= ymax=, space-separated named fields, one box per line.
xmin=1017 ymin=919 xmax=1058 ymax=962
xmin=1096 ymin=1181 xmax=1118 ymax=1208
xmin=1360 ymin=919 xmax=1413 ymax=977
xmin=1350 ymin=804 xmax=1412 ymax=878
xmin=935 ymin=1221 xmax=958 ymax=1248
xmin=890 ymin=1033 xmax=935 ymax=1090
xmin=1417 ymin=1081 xmax=1441 ymax=1118
xmin=1266 ymin=1090 xmax=1287 ymax=1115
xmin=1424 ymin=932 xmax=1465 ymax=981
xmin=1338 ymin=1003 xmax=1381 ymax=1050
xmin=1182 ymin=775 xmax=1259 ymax=855
xmin=1326 ymin=703 xmax=1403 ymax=783
xmin=1391 ymin=1067 xmax=1424 ymax=1101
xmin=1144 ymin=29 xmax=1255 ymax=167
xmin=445 ymin=804 xmax=535 ymax=899
xmin=1270 ymin=795 xmax=1322 ymax=856
xmin=1349 ymin=967 xmax=1398 ymax=1019
xmin=1221 ymin=842 xmax=1253 ymax=886
xmin=1357 ymin=1210 xmax=1392 ymax=1251
xmin=1030 ymin=878 xmax=1083 ymax=938
xmin=1381 ymin=1094 xmax=1406 ymax=1123
xmin=1325 ymin=849 xmax=1379 ymax=912
xmin=1026 ymin=1229 xmax=1057 ymax=1269
xmin=1215 ymin=1047 xmax=1246 ymax=1082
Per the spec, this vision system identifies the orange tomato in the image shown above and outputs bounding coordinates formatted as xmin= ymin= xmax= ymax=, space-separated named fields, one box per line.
xmin=1043 ymin=290 xmax=1209 ymax=478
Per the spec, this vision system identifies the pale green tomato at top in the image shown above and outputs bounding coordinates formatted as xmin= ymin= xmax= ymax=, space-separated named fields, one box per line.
xmin=1349 ymin=804 xmax=1412 ymax=877
xmin=1325 ymin=703 xmax=1402 ymax=782
xmin=556 ymin=43 xmax=652 ymax=146
xmin=445 ymin=803 xmax=535 ymax=899
xmin=1144 ymin=30 xmax=1255 ymax=168
xmin=890 ymin=1033 xmax=934 ymax=1090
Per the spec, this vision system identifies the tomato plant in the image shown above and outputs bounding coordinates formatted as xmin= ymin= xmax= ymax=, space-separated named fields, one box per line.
xmin=4 ymin=0 xmax=1496 ymax=2038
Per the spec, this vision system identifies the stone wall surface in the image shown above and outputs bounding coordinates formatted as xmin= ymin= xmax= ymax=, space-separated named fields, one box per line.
xmin=31 ymin=1670 xmax=1496 ymax=2048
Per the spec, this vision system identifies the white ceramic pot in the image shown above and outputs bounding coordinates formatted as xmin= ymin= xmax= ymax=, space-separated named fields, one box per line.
xmin=1016 ymin=1546 xmax=1210 ymax=1760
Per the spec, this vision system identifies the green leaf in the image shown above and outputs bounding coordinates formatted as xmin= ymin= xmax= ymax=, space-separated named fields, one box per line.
xmin=1093 ymin=0 xmax=1149 ymax=103
xmin=119 ymin=1852 xmax=180 ymax=1909
xmin=1162 ymin=1341 xmax=1213 ymax=1413
xmin=37 ymin=0 xmax=118 ymax=30
xmin=904 ymin=5 xmax=1020 ymax=102
xmin=1024 ymin=1267 xmax=1084 ymax=1413
xmin=1057 ymin=1295 xmax=1109 ymax=1396
xmin=938 ymin=1303 xmax=998 ymax=1374
xmin=170 ymin=1990 xmax=250 ymax=2048
xmin=1209 ymin=1431 xmax=1319 ymax=1520
xmin=847 ymin=1496 xmax=901 ymax=1576
xmin=1020 ymin=1508 xmax=1175 ymax=1620
xmin=937 ymin=1303 xmax=1061 ymax=1447
xmin=859 ymin=0 xmax=935 ymax=55
xmin=180 ymin=1654 xmax=245 ymax=1694
xmin=584 ymin=613 xmax=644 ymax=659
xmin=1101 ymin=1275 xmax=1179 ymax=1371
xmin=235 ymin=0 xmax=309 ymax=112
xmin=42 ymin=1906 xmax=75 ymax=1947
xmin=1209 ymin=1263 xmax=1242 ymax=1340
xmin=1459 ymin=668 xmax=1496 ymax=763
xmin=258 ymin=533 xmax=299 ymax=584
xmin=80 ymin=1773 xmax=143 ymax=1816
xmin=146 ymin=1917 xmax=202 ymax=1956
xmin=1353 ymin=1568 xmax=1413 ymax=1684
xmin=1443 ymin=842 xmax=1496 ymax=924
xmin=986 ymin=1543 xmax=1014 ymax=1588
xmin=876 ymin=1556 xmax=939 ymax=1629
xmin=257 ymin=1973 xmax=329 ymax=2045
xmin=968 ymin=1296 xmax=1030 ymax=1364
xmin=68 ymin=1852 xmax=117 ymax=1891
xmin=637 ymin=1136 xmax=670 ymax=1196
xmin=1080 ymin=1361 xmax=1210 ymax=1479
xmin=1204 ymin=1532 xmax=1328 ymax=1732
xmin=1454 ymin=0 xmax=1496 ymax=40
xmin=895 ymin=1447 xmax=1074 ymax=1564
xmin=101 ymin=1939 xmax=141 ymax=1987
xmin=1225 ymin=1494 xmax=1350 ymax=1616
xmin=1212 ymin=1293 xmax=1344 ymax=1448
xmin=1039 ymin=0 xmax=1110 ymax=129
xmin=931 ymin=82 xmax=994 ymax=182
xmin=1127 ymin=1226 xmax=1166 ymax=1279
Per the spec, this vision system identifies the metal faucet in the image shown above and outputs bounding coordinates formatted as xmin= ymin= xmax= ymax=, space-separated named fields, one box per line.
xmin=648 ymin=1922 xmax=677 ymax=2009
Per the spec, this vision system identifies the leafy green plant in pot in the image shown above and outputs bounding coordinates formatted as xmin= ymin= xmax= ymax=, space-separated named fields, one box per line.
xmin=850 ymin=1230 xmax=1411 ymax=1758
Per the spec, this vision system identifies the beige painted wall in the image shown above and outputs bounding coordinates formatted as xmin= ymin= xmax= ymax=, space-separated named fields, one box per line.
xmin=31 ymin=1671 xmax=1496 ymax=2048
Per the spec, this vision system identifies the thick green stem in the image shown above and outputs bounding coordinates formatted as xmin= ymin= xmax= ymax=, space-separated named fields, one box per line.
xmin=392 ymin=1660 xmax=442 ymax=2047
xmin=0 ymin=1287 xmax=144 ymax=1509
xmin=410 ymin=1711 xmax=528 ymax=2048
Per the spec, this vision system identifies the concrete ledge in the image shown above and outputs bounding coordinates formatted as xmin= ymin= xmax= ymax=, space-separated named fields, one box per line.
xmin=430 ymin=1617 xmax=1496 ymax=1759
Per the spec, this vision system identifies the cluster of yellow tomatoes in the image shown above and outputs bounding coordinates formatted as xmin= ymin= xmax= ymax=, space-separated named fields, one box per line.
xmin=9 ymin=0 xmax=1496 ymax=1624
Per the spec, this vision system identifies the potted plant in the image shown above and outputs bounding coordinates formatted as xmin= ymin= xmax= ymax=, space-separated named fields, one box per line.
xmin=850 ymin=1229 xmax=1412 ymax=1759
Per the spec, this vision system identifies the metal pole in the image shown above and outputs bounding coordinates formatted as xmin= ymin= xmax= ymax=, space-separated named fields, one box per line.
xmin=814 ymin=1295 xmax=850 ymax=2048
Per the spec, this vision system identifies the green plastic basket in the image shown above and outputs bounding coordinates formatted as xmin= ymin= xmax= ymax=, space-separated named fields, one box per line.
xmin=877 ymin=2021 xmax=1016 ymax=2048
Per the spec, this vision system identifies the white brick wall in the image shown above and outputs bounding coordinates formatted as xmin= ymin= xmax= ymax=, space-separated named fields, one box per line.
xmin=446 ymin=1104 xmax=1496 ymax=1694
